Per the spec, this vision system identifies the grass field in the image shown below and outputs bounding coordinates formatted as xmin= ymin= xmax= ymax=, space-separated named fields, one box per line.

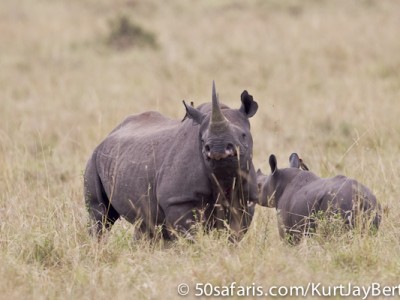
xmin=1 ymin=0 xmax=400 ymax=299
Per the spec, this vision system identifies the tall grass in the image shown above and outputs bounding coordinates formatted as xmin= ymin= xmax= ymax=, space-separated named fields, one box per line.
xmin=1 ymin=0 xmax=400 ymax=298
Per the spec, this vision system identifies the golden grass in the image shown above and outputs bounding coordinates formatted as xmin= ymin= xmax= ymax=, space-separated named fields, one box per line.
xmin=1 ymin=0 xmax=400 ymax=298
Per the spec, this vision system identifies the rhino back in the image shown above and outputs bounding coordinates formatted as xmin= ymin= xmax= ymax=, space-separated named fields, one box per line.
xmin=282 ymin=175 xmax=379 ymax=227
xmin=276 ymin=171 xmax=320 ymax=228
xmin=93 ymin=111 xmax=212 ymax=223
xmin=94 ymin=111 xmax=180 ymax=222
xmin=317 ymin=176 xmax=379 ymax=213
xmin=283 ymin=176 xmax=353 ymax=220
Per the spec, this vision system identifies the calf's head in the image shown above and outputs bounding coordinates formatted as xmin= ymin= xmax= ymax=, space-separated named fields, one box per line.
xmin=258 ymin=153 xmax=304 ymax=208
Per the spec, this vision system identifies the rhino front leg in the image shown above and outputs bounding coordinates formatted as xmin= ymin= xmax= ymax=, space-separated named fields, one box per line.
xmin=164 ymin=203 xmax=201 ymax=240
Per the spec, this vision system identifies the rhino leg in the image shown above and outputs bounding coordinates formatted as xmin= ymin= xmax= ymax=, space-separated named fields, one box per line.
xmin=164 ymin=203 xmax=201 ymax=240
xmin=84 ymin=156 xmax=120 ymax=237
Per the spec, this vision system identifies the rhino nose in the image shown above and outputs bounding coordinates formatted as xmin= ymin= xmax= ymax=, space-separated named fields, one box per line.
xmin=205 ymin=143 xmax=237 ymax=160
xmin=225 ymin=143 xmax=236 ymax=157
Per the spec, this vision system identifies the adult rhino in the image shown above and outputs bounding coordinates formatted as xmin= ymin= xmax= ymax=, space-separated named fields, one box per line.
xmin=84 ymin=82 xmax=259 ymax=241
xmin=257 ymin=153 xmax=381 ymax=243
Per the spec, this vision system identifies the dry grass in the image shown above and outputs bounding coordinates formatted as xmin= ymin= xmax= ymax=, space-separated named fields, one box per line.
xmin=1 ymin=0 xmax=400 ymax=298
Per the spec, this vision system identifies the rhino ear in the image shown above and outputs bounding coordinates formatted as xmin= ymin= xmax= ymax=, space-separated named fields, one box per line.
xmin=289 ymin=153 xmax=300 ymax=168
xmin=240 ymin=90 xmax=258 ymax=118
xmin=256 ymin=168 xmax=263 ymax=176
xmin=182 ymin=100 xmax=205 ymax=125
xmin=269 ymin=154 xmax=277 ymax=174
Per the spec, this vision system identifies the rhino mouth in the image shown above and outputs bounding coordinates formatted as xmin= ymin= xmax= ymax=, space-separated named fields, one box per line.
xmin=205 ymin=143 xmax=239 ymax=161
xmin=206 ymin=148 xmax=237 ymax=161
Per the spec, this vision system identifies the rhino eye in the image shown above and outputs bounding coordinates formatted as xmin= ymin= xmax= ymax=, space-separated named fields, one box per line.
xmin=240 ymin=133 xmax=247 ymax=142
xmin=240 ymin=132 xmax=249 ymax=148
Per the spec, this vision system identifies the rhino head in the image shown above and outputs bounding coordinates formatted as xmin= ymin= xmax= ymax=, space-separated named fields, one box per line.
xmin=183 ymin=81 xmax=258 ymax=239
xmin=184 ymin=82 xmax=258 ymax=174
xmin=258 ymin=153 xmax=305 ymax=208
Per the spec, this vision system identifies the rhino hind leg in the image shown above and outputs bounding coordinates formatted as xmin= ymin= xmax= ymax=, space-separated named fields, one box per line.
xmin=84 ymin=158 xmax=120 ymax=237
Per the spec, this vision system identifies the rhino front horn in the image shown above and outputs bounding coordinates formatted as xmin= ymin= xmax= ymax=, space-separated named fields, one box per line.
xmin=210 ymin=81 xmax=228 ymax=124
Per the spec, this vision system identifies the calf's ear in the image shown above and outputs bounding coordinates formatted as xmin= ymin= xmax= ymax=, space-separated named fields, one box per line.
xmin=269 ymin=154 xmax=277 ymax=174
xmin=182 ymin=100 xmax=205 ymax=125
xmin=289 ymin=153 xmax=300 ymax=168
xmin=240 ymin=90 xmax=258 ymax=118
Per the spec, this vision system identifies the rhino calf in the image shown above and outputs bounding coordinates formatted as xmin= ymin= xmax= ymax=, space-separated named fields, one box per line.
xmin=257 ymin=153 xmax=382 ymax=243
xmin=84 ymin=82 xmax=259 ymax=241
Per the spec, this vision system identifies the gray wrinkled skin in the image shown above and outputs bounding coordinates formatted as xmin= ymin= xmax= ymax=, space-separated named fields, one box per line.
xmin=84 ymin=83 xmax=258 ymax=241
xmin=257 ymin=153 xmax=382 ymax=243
